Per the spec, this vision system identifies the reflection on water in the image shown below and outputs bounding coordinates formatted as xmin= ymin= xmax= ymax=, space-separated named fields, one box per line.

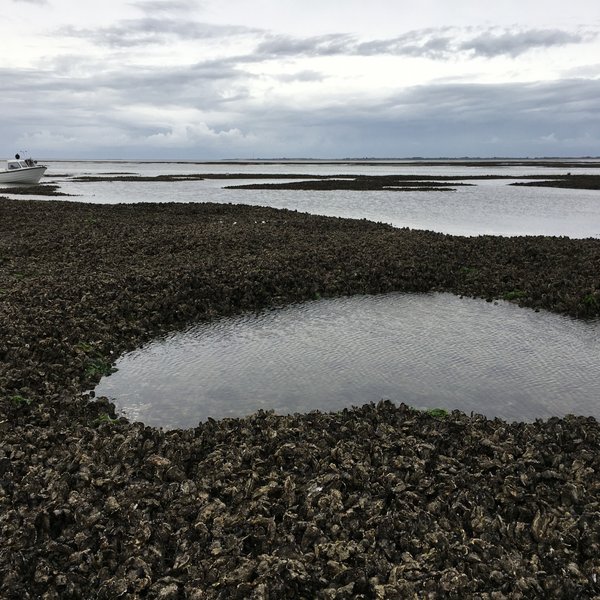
xmin=94 ymin=293 xmax=600 ymax=428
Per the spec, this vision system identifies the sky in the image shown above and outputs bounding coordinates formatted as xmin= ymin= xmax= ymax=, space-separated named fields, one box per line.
xmin=2 ymin=0 xmax=600 ymax=159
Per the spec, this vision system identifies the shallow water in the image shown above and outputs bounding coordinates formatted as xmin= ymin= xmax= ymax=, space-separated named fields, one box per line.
xmin=94 ymin=293 xmax=600 ymax=428
xmin=8 ymin=160 xmax=600 ymax=238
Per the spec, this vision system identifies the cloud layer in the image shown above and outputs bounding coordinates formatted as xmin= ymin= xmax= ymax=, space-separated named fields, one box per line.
xmin=256 ymin=27 xmax=593 ymax=60
xmin=2 ymin=1 xmax=600 ymax=158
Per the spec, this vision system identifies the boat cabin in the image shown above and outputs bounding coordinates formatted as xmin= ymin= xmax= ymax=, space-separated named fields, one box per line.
xmin=7 ymin=158 xmax=36 ymax=170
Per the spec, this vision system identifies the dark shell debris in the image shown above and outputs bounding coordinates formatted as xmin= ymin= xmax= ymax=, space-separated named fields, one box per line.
xmin=69 ymin=172 xmax=600 ymax=191
xmin=0 ymin=184 xmax=72 ymax=197
xmin=1 ymin=197 xmax=600 ymax=598
xmin=510 ymin=175 xmax=600 ymax=190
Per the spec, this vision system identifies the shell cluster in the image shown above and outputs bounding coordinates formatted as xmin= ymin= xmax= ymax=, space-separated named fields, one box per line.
xmin=2 ymin=403 xmax=600 ymax=598
xmin=1 ymin=196 xmax=599 ymax=597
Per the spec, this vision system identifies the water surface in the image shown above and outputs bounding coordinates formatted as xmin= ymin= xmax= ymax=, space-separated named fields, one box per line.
xmin=94 ymin=293 xmax=600 ymax=428
xmin=7 ymin=160 xmax=600 ymax=238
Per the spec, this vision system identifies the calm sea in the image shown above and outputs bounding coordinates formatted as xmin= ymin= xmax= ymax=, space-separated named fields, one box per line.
xmin=8 ymin=159 xmax=600 ymax=238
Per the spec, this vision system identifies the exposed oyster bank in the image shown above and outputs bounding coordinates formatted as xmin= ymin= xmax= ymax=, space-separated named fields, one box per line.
xmin=1 ymin=197 xmax=599 ymax=598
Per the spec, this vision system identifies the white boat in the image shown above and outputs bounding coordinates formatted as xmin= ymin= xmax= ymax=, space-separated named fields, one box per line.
xmin=0 ymin=154 xmax=47 ymax=184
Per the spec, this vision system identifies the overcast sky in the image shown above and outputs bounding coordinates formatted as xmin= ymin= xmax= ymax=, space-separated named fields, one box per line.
xmin=2 ymin=0 xmax=600 ymax=158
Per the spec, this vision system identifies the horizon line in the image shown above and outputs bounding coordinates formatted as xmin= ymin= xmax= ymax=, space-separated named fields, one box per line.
xmin=34 ymin=155 xmax=600 ymax=162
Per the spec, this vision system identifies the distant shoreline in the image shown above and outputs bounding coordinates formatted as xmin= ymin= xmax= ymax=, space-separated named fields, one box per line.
xmin=38 ymin=157 xmax=600 ymax=168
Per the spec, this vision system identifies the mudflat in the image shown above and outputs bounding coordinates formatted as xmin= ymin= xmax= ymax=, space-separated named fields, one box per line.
xmin=1 ymin=197 xmax=599 ymax=598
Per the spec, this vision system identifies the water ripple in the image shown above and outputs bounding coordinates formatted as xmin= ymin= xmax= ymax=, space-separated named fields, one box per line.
xmin=95 ymin=293 xmax=600 ymax=428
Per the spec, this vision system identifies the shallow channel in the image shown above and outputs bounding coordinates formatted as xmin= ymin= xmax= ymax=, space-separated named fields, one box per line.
xmin=94 ymin=292 xmax=600 ymax=428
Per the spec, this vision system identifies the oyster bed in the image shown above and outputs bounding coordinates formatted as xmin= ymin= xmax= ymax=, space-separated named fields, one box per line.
xmin=1 ymin=197 xmax=600 ymax=598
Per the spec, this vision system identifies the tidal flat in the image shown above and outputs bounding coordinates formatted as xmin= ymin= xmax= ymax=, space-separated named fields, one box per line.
xmin=1 ymin=196 xmax=600 ymax=598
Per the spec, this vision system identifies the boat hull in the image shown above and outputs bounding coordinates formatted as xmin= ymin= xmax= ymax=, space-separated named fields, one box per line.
xmin=0 ymin=165 xmax=47 ymax=184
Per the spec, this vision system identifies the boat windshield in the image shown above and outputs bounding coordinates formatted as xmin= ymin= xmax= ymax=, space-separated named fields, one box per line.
xmin=7 ymin=161 xmax=28 ymax=170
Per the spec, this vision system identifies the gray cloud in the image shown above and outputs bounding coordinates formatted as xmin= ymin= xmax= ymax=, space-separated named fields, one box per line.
xmin=54 ymin=7 xmax=595 ymax=62
xmin=59 ymin=18 xmax=260 ymax=48
xmin=3 ymin=58 xmax=598 ymax=158
xmin=0 ymin=54 xmax=255 ymax=117
xmin=129 ymin=0 xmax=202 ymax=14
xmin=3 ymin=6 xmax=600 ymax=160
xmin=232 ymin=78 xmax=600 ymax=157
xmin=562 ymin=62 xmax=600 ymax=78
xmin=354 ymin=30 xmax=455 ymax=58
xmin=11 ymin=0 xmax=48 ymax=4
xmin=255 ymin=27 xmax=594 ymax=60
xmin=275 ymin=70 xmax=324 ymax=83
xmin=460 ymin=29 xmax=588 ymax=57
xmin=256 ymin=33 xmax=355 ymax=57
